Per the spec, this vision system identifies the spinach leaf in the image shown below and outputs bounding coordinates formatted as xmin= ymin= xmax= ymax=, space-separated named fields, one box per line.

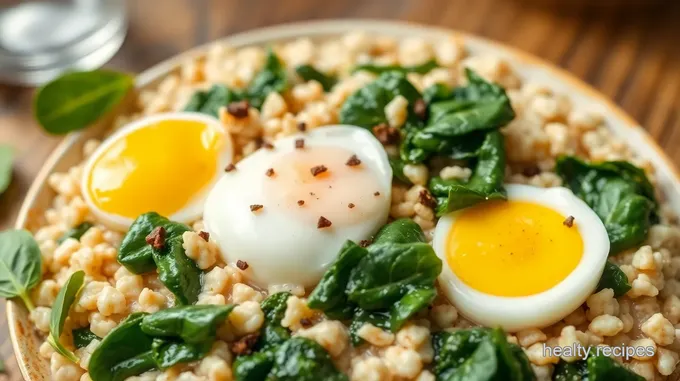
xmin=308 ymin=219 xmax=440 ymax=337
xmin=552 ymin=355 xmax=644 ymax=381
xmin=246 ymin=48 xmax=288 ymax=109
xmin=88 ymin=313 xmax=156 ymax=381
xmin=352 ymin=60 xmax=438 ymax=75
xmin=429 ymin=130 xmax=506 ymax=215
xmin=0 ymin=229 xmax=42 ymax=311
xmin=295 ymin=64 xmax=337 ymax=92
xmin=58 ymin=222 xmax=94 ymax=244
xmin=34 ymin=70 xmax=134 ymax=134
xmin=140 ymin=305 xmax=234 ymax=344
xmin=233 ymin=350 xmax=276 ymax=381
xmin=348 ymin=308 xmax=390 ymax=346
xmin=308 ymin=241 xmax=367 ymax=320
xmin=389 ymin=157 xmax=411 ymax=184
xmin=0 ymin=145 xmax=13 ymax=195
xmin=258 ymin=292 xmax=292 ymax=350
xmin=596 ymin=261 xmax=631 ymax=297
xmin=433 ymin=327 xmax=536 ymax=381
xmin=72 ymin=327 xmax=100 ymax=349
xmin=48 ymin=270 xmax=85 ymax=363
xmin=266 ymin=337 xmax=347 ymax=381
xmin=151 ymin=339 xmax=212 ymax=369
xmin=183 ymin=84 xmax=243 ymax=117
xmin=555 ymin=156 xmax=658 ymax=254
xmin=339 ymin=71 xmax=422 ymax=130
xmin=118 ymin=212 xmax=201 ymax=305
xmin=401 ymin=69 xmax=515 ymax=164
xmin=152 ymin=237 xmax=202 ymax=305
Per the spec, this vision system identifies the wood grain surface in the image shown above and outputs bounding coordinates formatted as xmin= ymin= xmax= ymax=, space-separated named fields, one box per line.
xmin=0 ymin=0 xmax=679 ymax=378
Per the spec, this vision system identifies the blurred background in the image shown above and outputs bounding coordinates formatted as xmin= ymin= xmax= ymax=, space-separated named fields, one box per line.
xmin=0 ymin=0 xmax=679 ymax=377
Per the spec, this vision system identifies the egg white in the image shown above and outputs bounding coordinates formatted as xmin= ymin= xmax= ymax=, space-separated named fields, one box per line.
xmin=203 ymin=125 xmax=392 ymax=289
xmin=81 ymin=112 xmax=233 ymax=230
xmin=433 ymin=184 xmax=610 ymax=332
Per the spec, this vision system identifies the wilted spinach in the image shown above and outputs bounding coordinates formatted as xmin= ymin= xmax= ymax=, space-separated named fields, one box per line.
xmin=183 ymin=84 xmax=243 ymax=117
xmin=308 ymin=219 xmax=441 ymax=343
xmin=347 ymin=308 xmax=390 ymax=346
xmin=72 ymin=327 xmax=100 ymax=349
xmin=552 ymin=355 xmax=644 ymax=381
xmin=596 ymin=261 xmax=632 ymax=297
xmin=555 ymin=156 xmax=658 ymax=254
xmin=234 ymin=337 xmax=347 ymax=381
xmin=339 ymin=71 xmax=422 ymax=130
xmin=352 ymin=59 xmax=438 ymax=75
xmin=257 ymin=292 xmax=292 ymax=350
xmin=295 ymin=64 xmax=337 ymax=92
xmin=0 ymin=229 xmax=42 ymax=311
xmin=89 ymin=305 xmax=235 ymax=381
xmin=118 ymin=212 xmax=200 ymax=305
xmin=57 ymin=222 xmax=94 ymax=244
xmin=429 ymin=130 xmax=507 ymax=215
xmin=433 ymin=327 xmax=536 ymax=381
xmin=246 ymin=48 xmax=288 ymax=109
xmin=48 ymin=270 xmax=85 ymax=363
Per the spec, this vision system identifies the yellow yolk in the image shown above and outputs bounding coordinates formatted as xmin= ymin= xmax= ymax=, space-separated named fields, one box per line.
xmin=447 ymin=200 xmax=583 ymax=297
xmin=86 ymin=119 xmax=222 ymax=219
xmin=264 ymin=146 xmax=385 ymax=226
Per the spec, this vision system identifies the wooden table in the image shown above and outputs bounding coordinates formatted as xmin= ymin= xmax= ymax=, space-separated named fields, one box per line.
xmin=0 ymin=0 xmax=679 ymax=378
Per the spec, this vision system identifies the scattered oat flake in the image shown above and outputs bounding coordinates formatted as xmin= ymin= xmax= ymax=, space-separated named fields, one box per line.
xmin=225 ymin=163 xmax=236 ymax=172
xmin=198 ymin=231 xmax=210 ymax=242
xmin=297 ymin=200 xmax=305 ymax=206
xmin=348 ymin=203 xmax=355 ymax=209
xmin=563 ymin=216 xmax=575 ymax=227
xmin=236 ymin=260 xmax=249 ymax=270
xmin=317 ymin=216 xmax=332 ymax=229
xmin=227 ymin=100 xmax=250 ymax=118
xmin=297 ymin=122 xmax=307 ymax=132
xmin=231 ymin=333 xmax=259 ymax=355
xmin=250 ymin=204 xmax=263 ymax=212
xmin=346 ymin=154 xmax=361 ymax=166
xmin=295 ymin=138 xmax=305 ymax=149
xmin=145 ymin=226 xmax=166 ymax=250
xmin=265 ymin=168 xmax=275 ymax=177
xmin=310 ymin=165 xmax=328 ymax=176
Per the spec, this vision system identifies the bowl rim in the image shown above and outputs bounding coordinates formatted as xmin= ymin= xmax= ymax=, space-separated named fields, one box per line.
xmin=9 ymin=18 xmax=680 ymax=380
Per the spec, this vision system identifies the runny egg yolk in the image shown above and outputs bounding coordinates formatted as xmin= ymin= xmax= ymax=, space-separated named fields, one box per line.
xmin=264 ymin=146 xmax=385 ymax=227
xmin=86 ymin=119 xmax=222 ymax=219
xmin=447 ymin=200 xmax=583 ymax=297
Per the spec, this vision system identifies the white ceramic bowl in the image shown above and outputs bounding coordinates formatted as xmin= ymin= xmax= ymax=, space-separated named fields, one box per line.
xmin=9 ymin=20 xmax=680 ymax=380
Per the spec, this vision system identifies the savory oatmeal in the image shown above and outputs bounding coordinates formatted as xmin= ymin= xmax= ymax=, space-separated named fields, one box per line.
xmin=16 ymin=32 xmax=680 ymax=381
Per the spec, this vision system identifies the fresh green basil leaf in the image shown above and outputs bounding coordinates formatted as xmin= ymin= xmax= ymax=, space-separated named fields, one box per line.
xmin=295 ymin=64 xmax=337 ymax=92
xmin=118 ymin=212 xmax=191 ymax=274
xmin=352 ymin=60 xmax=438 ymax=75
xmin=48 ymin=270 xmax=85 ymax=363
xmin=258 ymin=292 xmax=292 ymax=350
xmin=72 ymin=327 xmax=101 ymax=349
xmin=58 ymin=222 xmax=94 ymax=244
xmin=152 ymin=236 xmax=202 ymax=305
xmin=89 ymin=313 xmax=156 ymax=381
xmin=308 ymin=241 xmax=368 ymax=321
xmin=597 ymin=261 xmax=632 ymax=297
xmin=347 ymin=241 xmax=441 ymax=310
xmin=267 ymin=337 xmax=348 ymax=381
xmin=246 ymin=48 xmax=287 ymax=109
xmin=348 ymin=308 xmax=391 ymax=346
xmin=556 ymin=156 xmax=658 ymax=254
xmin=433 ymin=327 xmax=536 ymax=381
xmin=34 ymin=70 xmax=134 ymax=134
xmin=233 ymin=350 xmax=276 ymax=381
xmin=183 ymin=84 xmax=243 ymax=117
xmin=0 ymin=145 xmax=13 ymax=195
xmin=431 ymin=130 xmax=506 ymax=215
xmin=140 ymin=305 xmax=233 ymax=344
xmin=0 ymin=229 xmax=42 ymax=309
xmin=339 ymin=71 xmax=422 ymax=129
xmin=151 ymin=338 xmax=212 ymax=369
xmin=373 ymin=218 xmax=425 ymax=245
